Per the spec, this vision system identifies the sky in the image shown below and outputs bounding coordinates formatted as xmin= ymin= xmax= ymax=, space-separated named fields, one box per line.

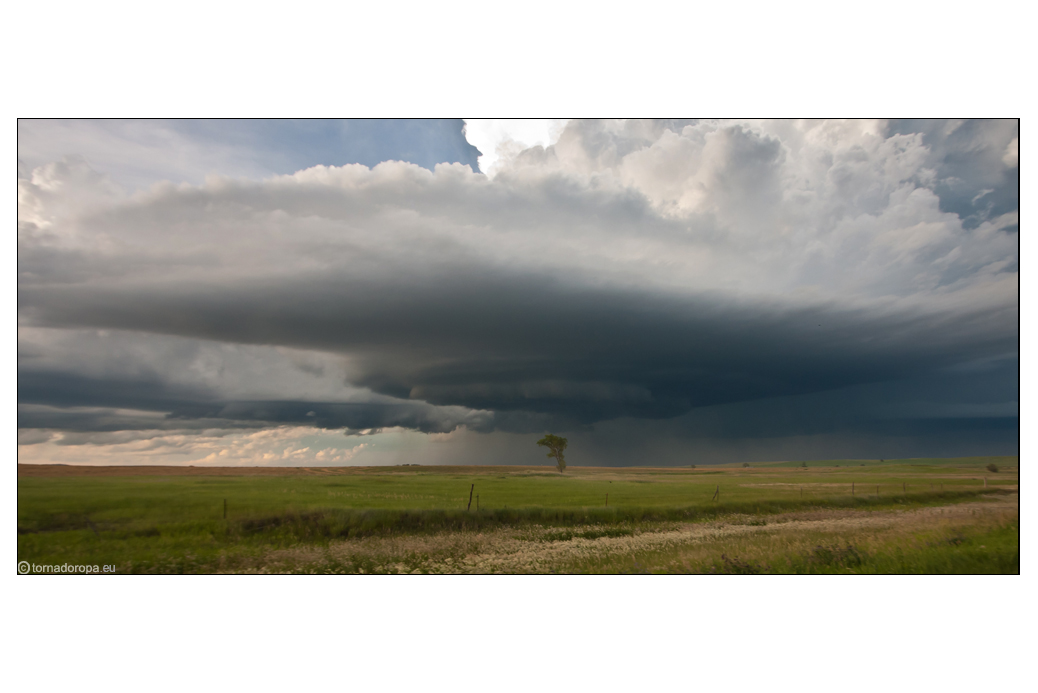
xmin=17 ymin=118 xmax=1019 ymax=466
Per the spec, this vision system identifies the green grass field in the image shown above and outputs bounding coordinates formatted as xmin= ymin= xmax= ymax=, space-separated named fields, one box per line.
xmin=17 ymin=456 xmax=1018 ymax=574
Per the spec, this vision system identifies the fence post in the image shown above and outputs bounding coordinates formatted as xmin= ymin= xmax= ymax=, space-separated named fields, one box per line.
xmin=467 ymin=484 xmax=474 ymax=511
xmin=223 ymin=498 xmax=227 ymax=520
xmin=606 ymin=493 xmax=609 ymax=507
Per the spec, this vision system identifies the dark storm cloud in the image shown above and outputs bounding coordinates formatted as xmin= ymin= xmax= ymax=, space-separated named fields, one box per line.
xmin=17 ymin=119 xmax=1018 ymax=457
xmin=18 ymin=370 xmax=215 ymax=414
xmin=17 ymin=267 xmax=1015 ymax=426
xmin=635 ymin=355 xmax=1019 ymax=441
xmin=549 ymin=353 xmax=1019 ymax=465
xmin=168 ymin=400 xmax=494 ymax=434
xmin=18 ymin=377 xmax=494 ymax=436
xmin=17 ymin=403 xmax=268 ymax=435
xmin=16 ymin=326 xmax=497 ymax=439
xmin=567 ymin=416 xmax=1020 ymax=467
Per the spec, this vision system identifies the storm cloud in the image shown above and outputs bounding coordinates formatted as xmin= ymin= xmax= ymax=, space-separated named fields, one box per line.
xmin=17 ymin=119 xmax=1018 ymax=465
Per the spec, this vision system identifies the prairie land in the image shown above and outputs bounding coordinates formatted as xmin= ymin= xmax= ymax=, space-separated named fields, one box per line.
xmin=17 ymin=456 xmax=1018 ymax=574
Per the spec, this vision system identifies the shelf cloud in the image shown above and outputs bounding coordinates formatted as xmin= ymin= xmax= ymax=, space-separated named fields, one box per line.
xmin=17 ymin=119 xmax=1018 ymax=465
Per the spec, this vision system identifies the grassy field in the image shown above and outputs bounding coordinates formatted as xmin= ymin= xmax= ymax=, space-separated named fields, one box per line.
xmin=17 ymin=456 xmax=1018 ymax=574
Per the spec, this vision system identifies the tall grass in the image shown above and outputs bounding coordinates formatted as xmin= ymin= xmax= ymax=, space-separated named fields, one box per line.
xmin=216 ymin=487 xmax=1008 ymax=542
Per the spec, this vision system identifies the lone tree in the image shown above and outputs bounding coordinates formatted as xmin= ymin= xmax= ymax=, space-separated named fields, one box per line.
xmin=537 ymin=434 xmax=568 ymax=473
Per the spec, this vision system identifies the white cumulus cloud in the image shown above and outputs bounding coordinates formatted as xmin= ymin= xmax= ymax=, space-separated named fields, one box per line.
xmin=463 ymin=119 xmax=568 ymax=176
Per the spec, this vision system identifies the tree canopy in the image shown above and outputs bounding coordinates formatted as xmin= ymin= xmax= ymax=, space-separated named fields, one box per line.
xmin=536 ymin=434 xmax=568 ymax=473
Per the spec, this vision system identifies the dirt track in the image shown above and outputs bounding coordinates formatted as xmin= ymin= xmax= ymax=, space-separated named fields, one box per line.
xmin=236 ymin=492 xmax=1018 ymax=574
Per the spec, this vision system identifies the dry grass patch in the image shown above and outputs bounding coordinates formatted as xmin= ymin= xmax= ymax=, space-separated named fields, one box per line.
xmin=226 ymin=493 xmax=1016 ymax=574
